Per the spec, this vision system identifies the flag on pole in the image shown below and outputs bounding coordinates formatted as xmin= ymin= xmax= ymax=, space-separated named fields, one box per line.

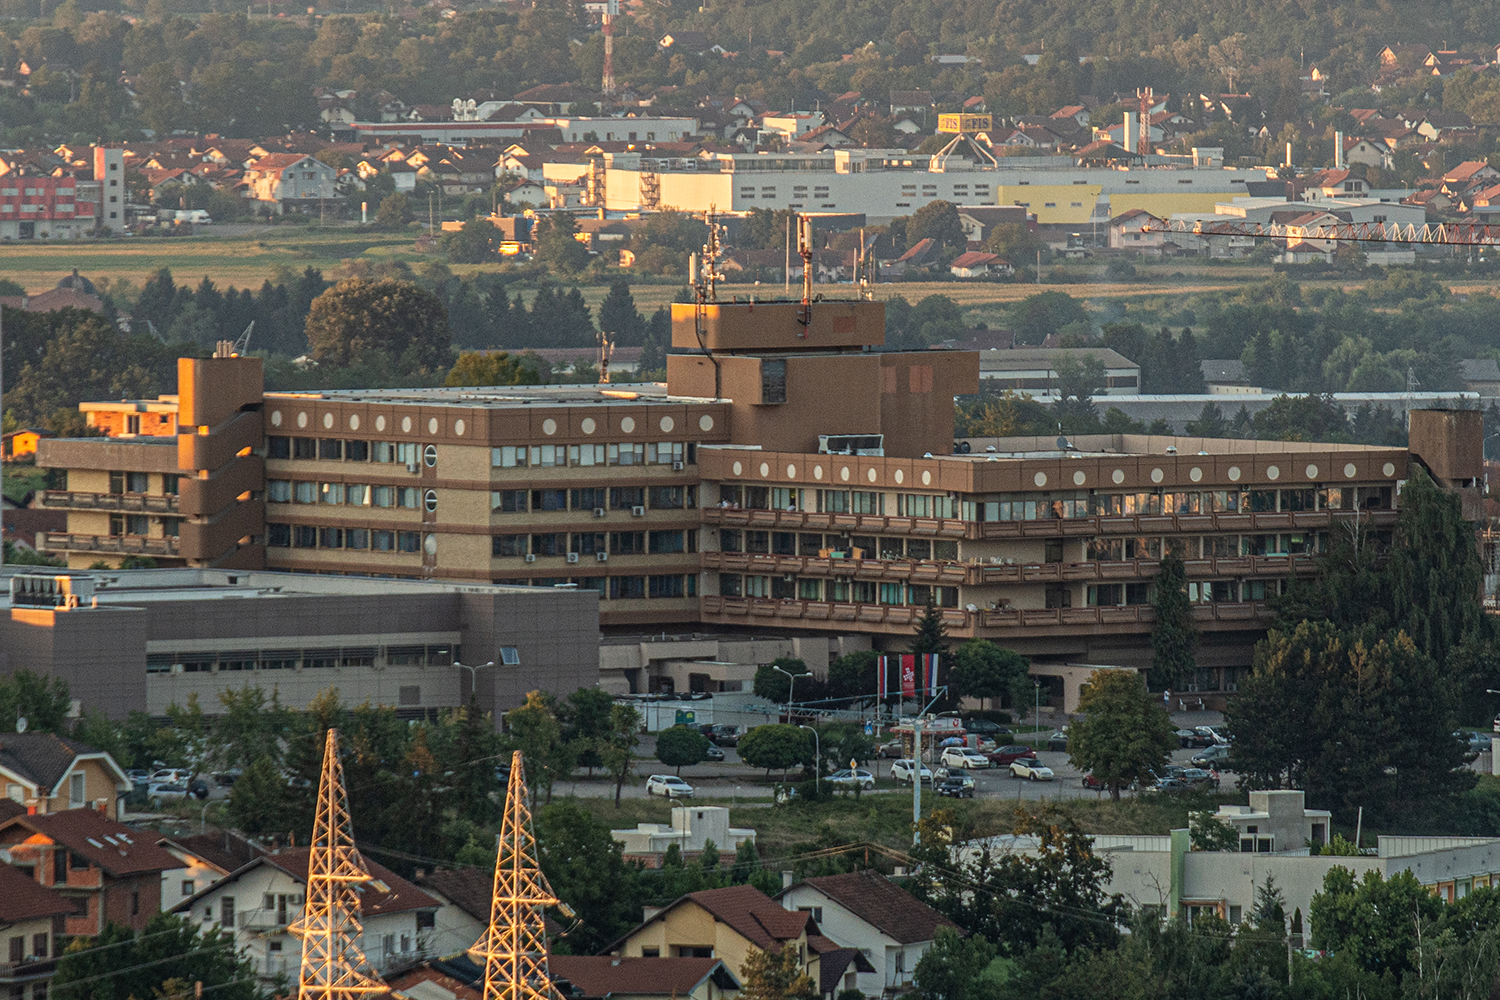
xmin=924 ymin=653 xmax=940 ymax=698
xmin=900 ymin=655 xmax=917 ymax=697
xmin=876 ymin=656 xmax=888 ymax=700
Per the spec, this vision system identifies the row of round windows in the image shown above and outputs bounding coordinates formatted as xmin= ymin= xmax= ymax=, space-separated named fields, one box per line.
xmin=729 ymin=459 xmax=1400 ymax=486
xmin=268 ymin=410 xmax=718 ymax=438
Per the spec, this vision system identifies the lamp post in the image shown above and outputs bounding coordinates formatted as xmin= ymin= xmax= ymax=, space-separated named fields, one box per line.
xmin=772 ymin=664 xmax=800 ymax=717
xmin=1034 ymin=681 xmax=1042 ymax=739
xmin=455 ymin=660 xmax=496 ymax=702
xmin=799 ymin=725 xmax=820 ymax=795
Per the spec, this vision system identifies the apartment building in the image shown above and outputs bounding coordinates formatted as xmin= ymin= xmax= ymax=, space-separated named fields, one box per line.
xmin=31 ymin=303 xmax=1481 ymax=699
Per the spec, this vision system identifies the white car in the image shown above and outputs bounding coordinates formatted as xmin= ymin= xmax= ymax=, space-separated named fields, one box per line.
xmin=150 ymin=768 xmax=190 ymax=784
xmin=826 ymin=769 xmax=876 ymax=791
xmin=147 ymin=781 xmax=190 ymax=800
xmin=645 ymin=774 xmax=695 ymax=798
xmin=1010 ymin=759 xmax=1055 ymax=781
xmin=890 ymin=759 xmax=933 ymax=784
xmin=939 ymin=748 xmax=991 ymax=770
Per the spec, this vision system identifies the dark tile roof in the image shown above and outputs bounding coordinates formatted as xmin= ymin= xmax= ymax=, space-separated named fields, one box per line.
xmin=414 ymin=867 xmax=492 ymax=922
xmin=0 ymin=808 xmax=182 ymax=876
xmin=551 ymin=957 xmax=738 ymax=998
xmin=0 ymin=860 xmax=74 ymax=923
xmin=780 ymin=871 xmax=959 ymax=944
xmin=815 ymin=947 xmax=876 ymax=995
xmin=0 ymin=733 xmax=119 ymax=794
xmin=683 ymin=884 xmax=815 ymax=950
xmin=159 ymin=830 xmax=267 ymax=875
xmin=173 ymin=848 xmax=439 ymax=917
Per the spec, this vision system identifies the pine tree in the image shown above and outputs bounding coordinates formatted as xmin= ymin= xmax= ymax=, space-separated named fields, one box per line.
xmin=1150 ymin=553 xmax=1197 ymax=688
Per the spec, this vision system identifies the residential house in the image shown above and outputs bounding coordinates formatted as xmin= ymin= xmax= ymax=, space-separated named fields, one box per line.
xmin=776 ymin=871 xmax=958 ymax=996
xmin=241 ymin=153 xmax=338 ymax=214
xmin=948 ymin=251 xmax=1011 ymax=278
xmin=956 ymin=205 xmax=1030 ymax=245
xmin=170 ymin=847 xmax=442 ymax=983
xmin=2 ymin=428 xmax=54 ymax=461
xmin=0 ymin=862 xmax=75 ymax=1000
xmin=889 ymin=91 xmax=934 ymax=122
xmin=605 ymin=884 xmax=830 ymax=985
xmin=410 ymin=867 xmax=488 ymax=954
xmin=1460 ymin=359 xmax=1500 ymax=397
xmin=1341 ymin=136 xmax=1392 ymax=170
xmin=156 ymin=829 xmax=267 ymax=906
xmin=1441 ymin=160 xmax=1500 ymax=194
xmin=612 ymin=807 xmax=756 ymax=867
xmin=553 ymin=958 xmax=742 ymax=1000
xmin=881 ymin=237 xmax=942 ymax=277
xmin=1107 ymin=208 xmax=1169 ymax=252
xmin=1051 ymin=105 xmax=1090 ymax=128
xmin=658 ymin=32 xmax=713 ymax=54
xmin=1378 ymin=44 xmax=1431 ymax=72
xmin=0 ymin=807 xmax=182 ymax=935
xmin=0 ymin=732 xmax=130 ymax=818
xmin=1302 ymin=168 xmax=1368 ymax=199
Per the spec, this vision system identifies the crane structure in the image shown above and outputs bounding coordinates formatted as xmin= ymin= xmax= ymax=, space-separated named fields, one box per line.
xmin=1140 ymin=217 xmax=1500 ymax=247
xmin=290 ymin=729 xmax=386 ymax=1000
xmin=471 ymin=751 xmax=563 ymax=1000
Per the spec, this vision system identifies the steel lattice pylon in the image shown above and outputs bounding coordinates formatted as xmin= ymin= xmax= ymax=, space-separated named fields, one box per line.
xmin=291 ymin=729 xmax=386 ymax=1000
xmin=470 ymin=751 xmax=562 ymax=1000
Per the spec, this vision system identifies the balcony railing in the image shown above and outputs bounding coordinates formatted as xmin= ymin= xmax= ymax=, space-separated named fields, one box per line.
xmin=701 ymin=551 xmax=968 ymax=584
xmin=40 ymin=490 xmax=178 ymax=513
xmin=702 ymin=552 xmax=1320 ymax=585
xmin=702 ymin=507 xmax=966 ymax=537
xmin=699 ymin=595 xmax=1274 ymax=633
xmin=38 ymin=532 xmax=180 ymax=556
xmin=0 ymin=957 xmax=57 ymax=982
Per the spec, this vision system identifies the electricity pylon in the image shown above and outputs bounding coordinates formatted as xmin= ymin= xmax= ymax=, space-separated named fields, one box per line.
xmin=471 ymin=751 xmax=564 ymax=1000
xmin=291 ymin=729 xmax=386 ymax=1000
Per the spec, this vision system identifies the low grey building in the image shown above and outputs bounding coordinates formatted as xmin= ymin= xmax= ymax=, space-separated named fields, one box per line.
xmin=0 ymin=568 xmax=599 ymax=723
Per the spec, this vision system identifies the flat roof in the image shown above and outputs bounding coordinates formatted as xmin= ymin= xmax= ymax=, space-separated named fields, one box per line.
xmin=266 ymin=383 xmax=717 ymax=409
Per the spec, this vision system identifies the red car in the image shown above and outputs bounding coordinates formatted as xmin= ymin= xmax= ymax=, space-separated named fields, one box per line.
xmin=987 ymin=745 xmax=1039 ymax=766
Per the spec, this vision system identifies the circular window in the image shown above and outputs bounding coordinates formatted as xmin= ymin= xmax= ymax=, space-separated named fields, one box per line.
xmin=1305 ymin=464 xmax=1318 ymax=480
xmin=401 ymin=416 xmax=413 ymax=433
xmin=921 ymin=470 xmax=932 ymax=486
xmin=840 ymin=467 xmax=851 ymax=482
xmin=699 ymin=414 xmax=714 ymax=432
xmin=660 ymin=416 xmax=675 ymax=433
xmin=424 ymin=489 xmax=438 ymax=512
xmin=542 ymin=418 xmax=557 ymax=436
xmin=621 ymin=417 xmax=636 ymax=433
xmin=296 ymin=412 xmax=308 ymax=429
xmin=270 ymin=410 xmax=283 ymax=427
xmin=1033 ymin=472 xmax=1047 ymax=487
xmin=1073 ymin=470 xmax=1086 ymax=486
xmin=813 ymin=465 xmax=824 ymax=481
xmin=581 ymin=417 xmax=597 ymax=434
xmin=732 ymin=461 xmax=743 ymax=476
xmin=786 ymin=464 xmax=797 ymax=479
xmin=323 ymin=413 xmax=334 ymax=430
xmin=1228 ymin=466 xmax=1242 ymax=482
xmin=1111 ymin=469 xmax=1125 ymax=485
xmin=423 ymin=533 xmax=438 ymax=556
xmin=349 ymin=414 xmax=360 ymax=430
xmin=759 ymin=462 xmax=770 ymax=478
xmin=1190 ymin=467 xmax=1203 ymax=482
xmin=894 ymin=469 xmax=905 ymax=485
xmin=454 ymin=419 xmax=465 ymax=436
xmin=1151 ymin=468 xmax=1164 ymax=484
xmin=1344 ymin=463 xmax=1357 ymax=478
xmin=1266 ymin=465 xmax=1280 ymax=480
xmin=375 ymin=415 xmax=386 ymax=432
xmin=427 ymin=417 xmax=439 ymax=435
xmin=1383 ymin=462 xmax=1396 ymax=477
xmin=423 ymin=444 xmax=437 ymax=468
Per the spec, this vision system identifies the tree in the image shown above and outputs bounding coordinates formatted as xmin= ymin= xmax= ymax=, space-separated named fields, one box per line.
xmin=563 ymin=686 xmax=615 ymax=774
xmin=1150 ymin=554 xmax=1198 ymax=689
xmin=0 ymin=670 xmax=72 ymax=732
xmin=600 ymin=703 xmax=641 ymax=807
xmin=506 ymin=690 xmax=574 ymax=806
xmin=1310 ymin=866 xmax=1442 ymax=978
xmin=442 ymin=219 xmax=501 ymax=263
xmin=597 ymin=279 xmax=645 ymax=345
xmin=532 ymin=213 xmax=592 ymax=274
xmin=1189 ymin=810 xmax=1240 ymax=851
xmin=737 ymin=724 xmax=811 ymax=778
xmin=52 ymin=912 xmax=259 ymax=1000
xmin=304 ymin=277 xmax=452 ymax=373
xmin=984 ymin=223 xmax=1042 ymax=266
xmin=753 ymin=657 xmax=809 ymax=703
xmin=1009 ymin=292 xmax=1088 ymax=346
xmin=1185 ymin=402 xmax=1228 ymax=437
xmin=949 ymin=639 xmax=1030 ymax=708
xmin=1067 ymin=670 xmax=1178 ymax=801
xmin=825 ymin=650 xmax=878 ymax=701
xmin=910 ymin=929 xmax=1002 ymax=1000
xmin=911 ymin=597 xmax=949 ymax=657
xmin=739 ymin=943 xmax=819 ymax=1000
xmin=907 ymin=200 xmax=965 ymax=249
xmin=655 ymin=724 xmax=710 ymax=775
xmin=225 ymin=755 xmax=286 ymax=835
xmin=376 ymin=192 xmax=413 ymax=229
xmin=534 ymin=800 xmax=646 ymax=955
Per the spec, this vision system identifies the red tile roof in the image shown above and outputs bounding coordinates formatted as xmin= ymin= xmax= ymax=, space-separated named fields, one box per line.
xmin=779 ymin=871 xmax=960 ymax=944
xmin=0 ymin=808 xmax=181 ymax=877
xmin=257 ymin=848 xmax=439 ymax=916
xmin=0 ymin=861 xmax=74 ymax=923
xmin=551 ymin=957 xmax=739 ymax=998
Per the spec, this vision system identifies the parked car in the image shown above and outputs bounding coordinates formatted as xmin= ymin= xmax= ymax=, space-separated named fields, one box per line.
xmin=1081 ymin=773 xmax=1126 ymax=791
xmin=827 ymin=769 xmax=876 ymax=791
xmin=646 ymin=774 xmax=695 ymax=798
xmin=1148 ymin=777 xmax=1188 ymax=793
xmin=1046 ymin=731 xmax=1069 ymax=751
xmin=1010 ymin=758 xmax=1055 ymax=781
xmin=1174 ymin=729 xmax=1215 ymax=748
xmin=148 ymin=781 xmax=189 ymax=801
xmin=936 ymin=775 xmax=975 ymax=798
xmin=962 ymin=719 xmax=1011 ymax=737
xmin=125 ymin=769 xmax=150 ymax=790
xmin=707 ymin=725 xmax=740 ymax=747
xmin=1195 ymin=725 xmax=1229 ymax=744
xmin=150 ymin=768 xmax=190 ymax=784
xmin=1191 ymin=744 xmax=1231 ymax=766
xmin=1178 ymin=767 xmax=1220 ymax=790
xmin=987 ymin=745 xmax=1039 ymax=767
xmin=1459 ymin=731 xmax=1491 ymax=754
xmin=212 ymin=769 xmax=243 ymax=787
xmin=939 ymin=747 xmax=991 ymax=769
xmin=878 ymin=739 xmax=905 ymax=759
xmin=891 ymin=759 xmax=933 ymax=784
xmin=705 ymin=745 xmax=726 ymax=762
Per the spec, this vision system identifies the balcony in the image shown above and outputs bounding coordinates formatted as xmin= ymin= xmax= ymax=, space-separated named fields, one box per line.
xmin=40 ymin=489 xmax=178 ymax=513
xmin=700 ymin=551 xmax=967 ymax=584
xmin=699 ymin=595 xmax=1275 ymax=636
xmin=977 ymin=508 xmax=1394 ymax=540
xmin=0 ymin=957 xmax=57 ymax=983
xmin=38 ymin=532 xmax=180 ymax=556
xmin=702 ymin=507 xmax=967 ymax=537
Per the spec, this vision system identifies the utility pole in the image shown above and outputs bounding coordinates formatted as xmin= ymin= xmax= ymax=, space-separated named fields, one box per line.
xmin=1 ymin=300 xmax=5 ymax=575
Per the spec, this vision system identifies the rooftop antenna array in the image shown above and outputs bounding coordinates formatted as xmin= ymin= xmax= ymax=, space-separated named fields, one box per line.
xmin=471 ymin=750 xmax=570 ymax=1000
xmin=290 ymin=729 xmax=384 ymax=1000
xmin=597 ymin=330 xmax=614 ymax=384
xmin=796 ymin=214 xmax=813 ymax=334
xmin=691 ymin=208 xmax=724 ymax=397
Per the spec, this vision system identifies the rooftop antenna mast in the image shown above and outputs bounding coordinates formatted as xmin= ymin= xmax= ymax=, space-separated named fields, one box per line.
xmin=1136 ymin=86 xmax=1153 ymax=156
xmin=601 ymin=0 xmax=617 ymax=100
xmin=597 ymin=330 xmax=614 ymax=384
xmin=796 ymin=214 xmax=813 ymax=334
xmin=290 ymin=730 xmax=385 ymax=1000
xmin=471 ymin=750 xmax=571 ymax=1000
xmin=698 ymin=207 xmax=723 ymax=303
xmin=232 ymin=320 xmax=254 ymax=357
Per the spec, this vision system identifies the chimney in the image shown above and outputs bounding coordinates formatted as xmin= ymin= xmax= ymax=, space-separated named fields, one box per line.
xmin=781 ymin=870 xmax=794 ymax=889
xmin=26 ymin=804 xmax=36 ymax=816
xmin=95 ymin=799 xmax=107 ymax=816
xmin=1285 ymin=141 xmax=1293 ymax=169
xmin=1334 ymin=131 xmax=1344 ymax=169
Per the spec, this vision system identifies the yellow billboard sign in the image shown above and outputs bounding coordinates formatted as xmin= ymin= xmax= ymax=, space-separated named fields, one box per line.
xmin=938 ymin=113 xmax=993 ymax=134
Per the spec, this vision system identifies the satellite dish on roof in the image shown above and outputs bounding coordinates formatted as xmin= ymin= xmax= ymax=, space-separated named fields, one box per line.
xmin=1055 ymin=435 xmax=1070 ymax=450
xmin=16 ymin=717 xmax=27 ymax=734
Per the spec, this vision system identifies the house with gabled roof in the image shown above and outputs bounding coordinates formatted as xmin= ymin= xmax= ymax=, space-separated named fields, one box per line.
xmin=777 ymin=871 xmax=959 ymax=996
xmin=411 ymin=866 xmax=489 ymax=954
xmin=169 ymin=846 xmax=442 ymax=984
xmin=0 ymin=861 xmax=74 ymax=1000
xmin=0 ymin=732 xmax=129 ymax=818
xmin=156 ymin=829 xmax=267 ymax=905
xmin=0 ymin=806 xmax=182 ymax=935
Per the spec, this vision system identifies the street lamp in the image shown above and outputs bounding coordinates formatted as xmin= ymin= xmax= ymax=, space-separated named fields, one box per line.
xmin=455 ymin=660 xmax=496 ymax=701
xmin=772 ymin=664 xmax=800 ymax=715
xmin=1034 ymin=680 xmax=1042 ymax=738
xmin=799 ymin=725 xmax=820 ymax=795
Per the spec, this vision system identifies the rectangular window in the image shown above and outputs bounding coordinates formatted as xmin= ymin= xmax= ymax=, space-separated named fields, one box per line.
xmin=649 ymin=486 xmax=687 ymax=509
xmin=344 ymin=484 xmax=368 ymax=506
xmin=719 ymin=573 xmax=743 ymax=596
xmin=294 ymin=481 xmax=316 ymax=504
xmin=69 ymin=773 xmax=84 ymax=808
xmin=493 ymin=535 xmax=527 ymax=557
xmin=33 ymin=932 xmax=47 ymax=956
xmin=293 ymin=525 xmax=317 ymax=548
xmin=609 ymin=576 xmax=645 ymax=600
xmin=319 ymin=483 xmax=341 ymax=505
xmin=268 ymin=436 xmax=291 ymax=459
xmin=492 ymin=446 xmax=527 ymax=468
xmin=745 ymin=575 xmax=770 ymax=597
xmin=373 ymin=442 xmax=396 ymax=463
xmin=268 ymin=480 xmax=292 ymax=503
xmin=345 ymin=440 xmax=369 ymax=462
xmin=531 ymin=489 xmax=568 ymax=511
xmin=570 ymin=532 xmax=606 ymax=554
xmin=649 ymin=574 xmax=687 ymax=598
xmin=346 ymin=528 xmax=369 ymax=550
xmin=398 ymin=531 xmax=421 ymax=553
xmin=293 ymin=438 xmax=316 ymax=460
xmin=852 ymin=491 xmax=883 ymax=515
xmin=399 ymin=487 xmax=419 ymax=508
xmin=529 ymin=445 xmax=565 ymax=467
xmin=648 ymin=442 xmax=684 ymax=465
xmin=371 ymin=486 xmax=394 ymax=508
xmin=318 ymin=439 xmax=343 ymax=460
xmin=798 ymin=578 xmax=821 ymax=600
xmin=649 ymin=530 xmax=685 ymax=553
xmin=126 ymin=471 xmax=148 ymax=493
xmin=820 ymin=490 xmax=849 ymax=513
xmin=319 ymin=527 xmax=344 ymax=549
xmin=371 ymin=530 xmax=394 ymax=552
xmin=531 ymin=533 xmax=566 ymax=556
xmin=267 ymin=523 xmax=291 ymax=547
xmin=610 ymin=486 xmax=645 ymax=510
xmin=610 ymin=531 xmax=646 ymax=554
xmin=609 ymin=442 xmax=646 ymax=466
xmin=571 ymin=487 xmax=607 ymax=510
xmin=494 ymin=490 xmax=528 ymax=512
xmin=221 ymin=898 xmax=235 ymax=927
xmin=719 ymin=529 xmax=743 ymax=552
xmin=569 ymin=444 xmax=606 ymax=467
xmin=761 ymin=359 xmax=787 ymax=403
